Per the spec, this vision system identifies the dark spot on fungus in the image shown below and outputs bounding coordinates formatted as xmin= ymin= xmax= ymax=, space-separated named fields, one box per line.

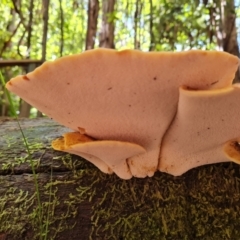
xmin=153 ymin=77 xmax=157 ymax=81
xmin=23 ymin=75 xmax=30 ymax=81
xmin=67 ymin=82 xmax=70 ymax=85
xmin=68 ymin=112 xmax=71 ymax=115
xmin=207 ymin=127 xmax=210 ymax=130
xmin=78 ymin=126 xmax=86 ymax=134
xmin=108 ymin=87 xmax=112 ymax=90
xmin=210 ymin=80 xmax=219 ymax=85
xmin=8 ymin=81 xmax=12 ymax=86
xmin=129 ymin=105 xmax=131 ymax=107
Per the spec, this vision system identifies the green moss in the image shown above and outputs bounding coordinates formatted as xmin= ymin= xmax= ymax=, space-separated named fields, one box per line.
xmin=85 ymin=163 xmax=240 ymax=240
xmin=0 ymin=171 xmax=92 ymax=240
xmin=2 ymin=120 xmax=240 ymax=239
xmin=0 ymin=185 xmax=35 ymax=237
xmin=87 ymin=173 xmax=188 ymax=240
xmin=2 ymin=155 xmax=240 ymax=239
xmin=0 ymin=134 xmax=45 ymax=173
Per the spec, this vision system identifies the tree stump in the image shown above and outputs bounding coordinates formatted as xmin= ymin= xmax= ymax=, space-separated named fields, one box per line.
xmin=1 ymin=118 xmax=240 ymax=240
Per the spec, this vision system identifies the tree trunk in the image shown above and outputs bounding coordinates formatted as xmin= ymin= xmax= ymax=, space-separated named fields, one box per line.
xmin=85 ymin=0 xmax=99 ymax=50
xmin=42 ymin=0 xmax=50 ymax=61
xmin=219 ymin=0 xmax=240 ymax=83
xmin=59 ymin=0 xmax=64 ymax=56
xmin=1 ymin=118 xmax=240 ymax=239
xmin=99 ymin=0 xmax=115 ymax=48
xmin=133 ymin=0 xmax=143 ymax=50
xmin=19 ymin=63 xmax=38 ymax=118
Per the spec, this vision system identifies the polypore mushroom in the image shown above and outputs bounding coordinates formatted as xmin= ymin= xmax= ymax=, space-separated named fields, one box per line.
xmin=52 ymin=132 xmax=145 ymax=179
xmin=5 ymin=49 xmax=239 ymax=178
xmin=159 ymin=84 xmax=240 ymax=176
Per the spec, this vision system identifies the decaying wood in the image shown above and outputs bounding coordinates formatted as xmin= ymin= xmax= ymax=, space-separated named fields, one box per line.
xmin=0 ymin=118 xmax=92 ymax=240
xmin=1 ymin=118 xmax=240 ymax=240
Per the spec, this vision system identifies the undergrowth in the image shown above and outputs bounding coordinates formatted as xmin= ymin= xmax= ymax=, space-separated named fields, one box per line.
xmin=0 ymin=71 xmax=52 ymax=240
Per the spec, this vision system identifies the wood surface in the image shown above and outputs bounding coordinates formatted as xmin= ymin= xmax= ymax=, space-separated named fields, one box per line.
xmin=1 ymin=118 xmax=240 ymax=240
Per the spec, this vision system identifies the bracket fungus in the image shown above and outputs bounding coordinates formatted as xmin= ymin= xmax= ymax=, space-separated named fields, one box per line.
xmin=6 ymin=49 xmax=240 ymax=179
xmin=159 ymin=84 xmax=240 ymax=176
xmin=52 ymin=132 xmax=145 ymax=179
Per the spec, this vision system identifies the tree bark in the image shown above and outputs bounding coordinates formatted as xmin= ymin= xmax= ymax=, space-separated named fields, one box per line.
xmin=26 ymin=0 xmax=34 ymax=59
xmin=1 ymin=118 xmax=240 ymax=239
xmin=133 ymin=0 xmax=143 ymax=50
xmin=19 ymin=64 xmax=38 ymax=118
xmin=85 ymin=0 xmax=99 ymax=50
xmin=42 ymin=0 xmax=50 ymax=61
xmin=59 ymin=0 xmax=64 ymax=56
xmin=99 ymin=0 xmax=115 ymax=48
xmin=149 ymin=0 xmax=154 ymax=51
xmin=218 ymin=0 xmax=240 ymax=83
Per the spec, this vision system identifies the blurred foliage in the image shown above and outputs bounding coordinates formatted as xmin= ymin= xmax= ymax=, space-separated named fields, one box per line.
xmin=0 ymin=0 xmax=239 ymax=59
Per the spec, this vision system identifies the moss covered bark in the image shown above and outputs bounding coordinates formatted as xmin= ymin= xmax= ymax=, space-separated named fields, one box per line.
xmin=1 ymin=118 xmax=240 ymax=239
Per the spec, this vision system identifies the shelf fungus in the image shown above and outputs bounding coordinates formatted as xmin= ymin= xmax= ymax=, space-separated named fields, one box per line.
xmin=6 ymin=49 xmax=240 ymax=179
xmin=159 ymin=84 xmax=240 ymax=175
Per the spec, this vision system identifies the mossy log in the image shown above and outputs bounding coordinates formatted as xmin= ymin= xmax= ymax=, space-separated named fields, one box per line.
xmin=1 ymin=118 xmax=240 ymax=240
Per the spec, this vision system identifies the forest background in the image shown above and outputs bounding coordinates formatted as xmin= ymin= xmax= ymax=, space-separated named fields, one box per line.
xmin=0 ymin=0 xmax=239 ymax=118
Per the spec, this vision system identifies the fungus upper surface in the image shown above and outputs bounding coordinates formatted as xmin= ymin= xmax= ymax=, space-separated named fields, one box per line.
xmin=159 ymin=85 xmax=240 ymax=175
xmin=6 ymin=49 xmax=240 ymax=178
